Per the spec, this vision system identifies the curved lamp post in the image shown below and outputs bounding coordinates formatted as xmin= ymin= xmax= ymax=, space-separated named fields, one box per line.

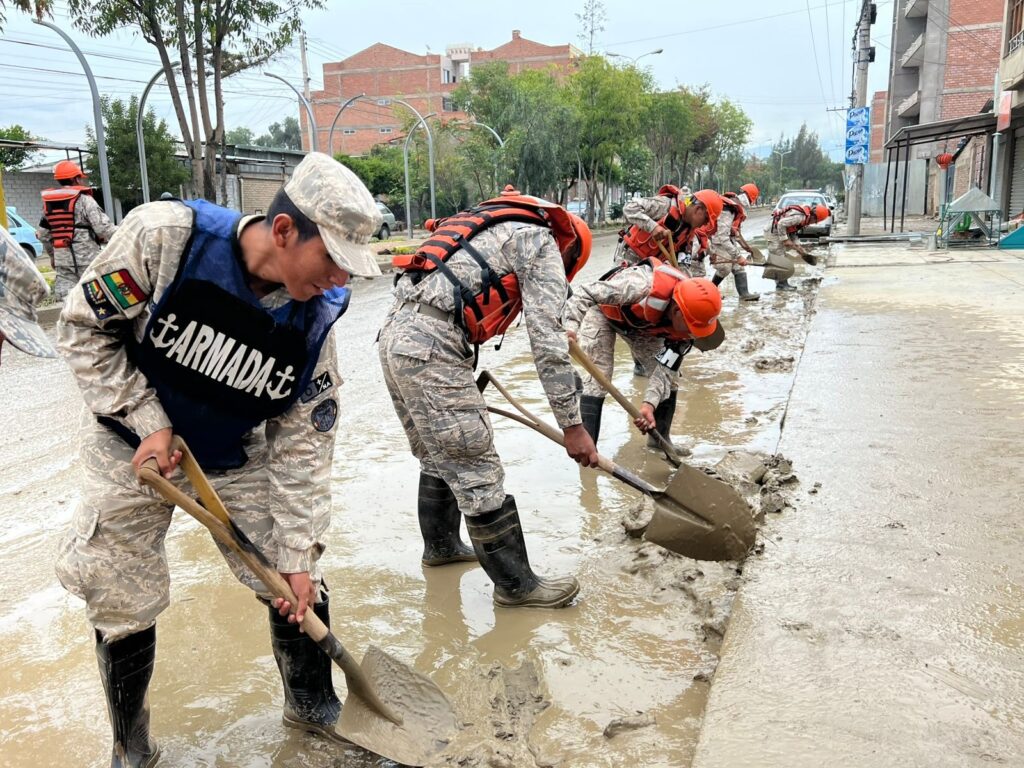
xmin=265 ymin=73 xmax=318 ymax=152
xmin=392 ymin=98 xmax=436 ymax=221
xmin=403 ymin=113 xmax=437 ymax=237
xmin=607 ymin=48 xmax=664 ymax=65
xmin=452 ymin=119 xmax=505 ymax=194
xmin=326 ymin=93 xmax=368 ymax=154
xmin=33 ymin=19 xmax=114 ymax=218
xmin=137 ymin=62 xmax=180 ymax=204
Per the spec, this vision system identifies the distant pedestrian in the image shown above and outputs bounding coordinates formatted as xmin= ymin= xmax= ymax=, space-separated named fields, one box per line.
xmin=38 ymin=160 xmax=116 ymax=301
xmin=0 ymin=227 xmax=58 ymax=366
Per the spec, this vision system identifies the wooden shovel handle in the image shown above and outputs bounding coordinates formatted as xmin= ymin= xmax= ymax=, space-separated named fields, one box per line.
xmin=135 ymin=452 xmax=403 ymax=725
xmin=656 ymin=240 xmax=679 ymax=269
xmin=567 ymin=339 xmax=681 ymax=467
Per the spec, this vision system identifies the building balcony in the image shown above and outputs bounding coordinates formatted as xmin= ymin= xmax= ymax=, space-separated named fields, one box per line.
xmin=904 ymin=0 xmax=928 ymax=18
xmin=1002 ymin=37 xmax=1024 ymax=90
xmin=897 ymin=90 xmax=921 ymax=117
xmin=900 ymin=34 xmax=925 ymax=68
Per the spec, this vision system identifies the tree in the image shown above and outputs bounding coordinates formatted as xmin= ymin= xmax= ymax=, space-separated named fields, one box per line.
xmin=0 ymin=0 xmax=50 ymax=30
xmin=336 ymin=145 xmax=404 ymax=199
xmin=772 ymin=124 xmax=843 ymax=191
xmin=576 ymin=0 xmax=606 ymax=55
xmin=700 ymin=99 xmax=752 ymax=188
xmin=642 ymin=92 xmax=696 ymax=189
xmin=255 ymin=117 xmax=302 ymax=150
xmin=0 ymin=124 xmax=40 ymax=171
xmin=84 ymin=96 xmax=190 ymax=211
xmin=225 ymin=126 xmax=255 ymax=146
xmin=66 ymin=0 xmax=321 ymax=201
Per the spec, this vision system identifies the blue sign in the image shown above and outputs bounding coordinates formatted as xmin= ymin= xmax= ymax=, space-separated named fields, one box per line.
xmin=845 ymin=107 xmax=870 ymax=165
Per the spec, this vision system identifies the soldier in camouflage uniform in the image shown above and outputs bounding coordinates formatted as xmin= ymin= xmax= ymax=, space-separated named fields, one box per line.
xmin=764 ymin=203 xmax=828 ymax=292
xmin=709 ymin=184 xmax=761 ymax=301
xmin=55 ymin=152 xmax=382 ymax=767
xmin=0 ymin=227 xmax=59 ymax=364
xmin=378 ymin=190 xmax=598 ymax=610
xmin=565 ymin=262 xmax=722 ymax=452
xmin=38 ymin=161 xmax=117 ymax=301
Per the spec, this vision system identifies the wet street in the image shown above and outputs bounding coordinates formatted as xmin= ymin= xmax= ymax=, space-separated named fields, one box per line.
xmin=1 ymin=229 xmax=823 ymax=767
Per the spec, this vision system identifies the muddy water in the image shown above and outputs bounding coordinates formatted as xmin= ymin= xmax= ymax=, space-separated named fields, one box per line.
xmin=0 ymin=228 xmax=821 ymax=767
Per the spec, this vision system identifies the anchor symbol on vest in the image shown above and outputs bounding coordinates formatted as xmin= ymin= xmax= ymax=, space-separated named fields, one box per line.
xmin=150 ymin=313 xmax=179 ymax=349
xmin=266 ymin=365 xmax=295 ymax=400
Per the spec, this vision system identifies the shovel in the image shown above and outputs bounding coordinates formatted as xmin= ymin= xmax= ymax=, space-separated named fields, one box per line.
xmin=477 ymin=371 xmax=755 ymax=562
xmin=136 ymin=438 xmax=457 ymax=767
xmin=568 ymin=339 xmax=681 ymax=467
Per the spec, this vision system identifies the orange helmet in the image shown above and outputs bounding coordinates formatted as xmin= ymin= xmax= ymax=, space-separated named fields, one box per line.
xmin=54 ymin=160 xmax=85 ymax=181
xmin=740 ymin=183 xmax=760 ymax=204
xmin=692 ymin=189 xmax=724 ymax=227
xmin=564 ymin=213 xmax=592 ymax=280
xmin=672 ymin=278 xmax=722 ymax=339
xmin=813 ymin=204 xmax=830 ymax=222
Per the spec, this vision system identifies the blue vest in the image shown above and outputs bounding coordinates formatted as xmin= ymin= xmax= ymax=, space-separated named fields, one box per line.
xmin=104 ymin=200 xmax=349 ymax=470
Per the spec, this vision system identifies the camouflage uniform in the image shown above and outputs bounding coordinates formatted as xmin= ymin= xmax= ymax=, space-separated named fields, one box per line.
xmin=378 ymin=221 xmax=582 ymax=516
xmin=710 ymin=192 xmax=752 ymax=279
xmin=765 ymin=208 xmax=808 ymax=258
xmin=39 ymin=190 xmax=117 ymax=301
xmin=615 ymin=195 xmax=675 ymax=266
xmin=563 ymin=263 xmax=677 ymax=409
xmin=55 ymin=202 xmax=341 ymax=642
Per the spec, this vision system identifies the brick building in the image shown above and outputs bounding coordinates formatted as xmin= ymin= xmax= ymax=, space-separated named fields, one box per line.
xmin=870 ymin=90 xmax=889 ymax=162
xmin=305 ymin=30 xmax=582 ymax=156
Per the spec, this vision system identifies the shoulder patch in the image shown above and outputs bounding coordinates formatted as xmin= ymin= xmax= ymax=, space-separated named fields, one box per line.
xmin=101 ymin=269 xmax=147 ymax=310
xmin=83 ymin=278 xmax=118 ymax=320
xmin=300 ymin=371 xmax=334 ymax=403
xmin=311 ymin=398 xmax=338 ymax=432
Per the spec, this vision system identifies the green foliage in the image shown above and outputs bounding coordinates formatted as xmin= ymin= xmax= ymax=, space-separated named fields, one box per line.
xmin=256 ymin=118 xmax=302 ymax=150
xmin=772 ymin=124 xmax=844 ymax=192
xmin=335 ymin=145 xmax=404 ymax=199
xmin=0 ymin=124 xmax=39 ymax=171
xmin=0 ymin=0 xmax=50 ymax=30
xmin=84 ymin=96 xmax=190 ymax=211
xmin=225 ymin=127 xmax=256 ymax=146
xmin=575 ymin=0 xmax=606 ymax=55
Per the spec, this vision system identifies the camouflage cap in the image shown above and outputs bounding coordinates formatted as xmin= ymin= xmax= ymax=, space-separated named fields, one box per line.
xmin=0 ymin=228 xmax=57 ymax=358
xmin=284 ymin=152 xmax=383 ymax=277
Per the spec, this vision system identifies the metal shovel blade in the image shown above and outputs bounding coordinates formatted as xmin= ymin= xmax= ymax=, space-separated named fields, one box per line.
xmin=338 ymin=646 xmax=459 ymax=767
xmin=644 ymin=462 xmax=756 ymax=561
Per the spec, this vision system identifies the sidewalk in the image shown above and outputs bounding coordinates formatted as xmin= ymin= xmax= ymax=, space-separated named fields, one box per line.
xmin=692 ymin=245 xmax=1024 ymax=766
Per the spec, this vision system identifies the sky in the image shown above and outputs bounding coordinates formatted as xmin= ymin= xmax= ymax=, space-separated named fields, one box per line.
xmin=0 ymin=0 xmax=895 ymax=164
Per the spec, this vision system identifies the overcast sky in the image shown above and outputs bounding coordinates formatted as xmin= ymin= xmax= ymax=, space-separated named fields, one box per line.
xmin=0 ymin=0 xmax=895 ymax=163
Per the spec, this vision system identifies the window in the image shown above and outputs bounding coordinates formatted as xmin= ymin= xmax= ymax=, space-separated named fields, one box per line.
xmin=379 ymin=127 xmax=393 ymax=134
xmin=342 ymin=128 xmax=356 ymax=135
xmin=376 ymin=98 xmax=391 ymax=106
xmin=442 ymin=69 xmax=452 ymax=84
xmin=1011 ymin=0 xmax=1024 ymax=54
xmin=442 ymin=96 xmax=455 ymax=112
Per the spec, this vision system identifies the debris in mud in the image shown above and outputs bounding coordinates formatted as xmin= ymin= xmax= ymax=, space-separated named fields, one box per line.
xmin=758 ymin=454 xmax=798 ymax=515
xmin=740 ymin=337 xmax=765 ymax=354
xmin=744 ymin=415 xmax=759 ymax=426
xmin=603 ymin=712 xmax=656 ymax=738
xmin=760 ymin=489 xmax=787 ymax=514
xmin=884 ymin=520 xmax=906 ymax=530
xmin=622 ymin=496 xmax=655 ymax=537
xmin=809 ymin=481 xmax=822 ymax=494
xmin=715 ymin=450 xmax=768 ymax=487
xmin=754 ymin=355 xmax=796 ymax=373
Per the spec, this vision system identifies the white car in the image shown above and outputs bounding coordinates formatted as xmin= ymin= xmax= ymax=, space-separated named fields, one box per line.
xmin=375 ymin=201 xmax=396 ymax=239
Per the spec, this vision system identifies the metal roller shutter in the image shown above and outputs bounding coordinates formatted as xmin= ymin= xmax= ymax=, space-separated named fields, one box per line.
xmin=1008 ymin=127 xmax=1024 ymax=216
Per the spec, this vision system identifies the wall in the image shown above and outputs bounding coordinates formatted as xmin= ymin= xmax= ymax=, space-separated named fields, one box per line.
xmin=1 ymin=170 xmax=54 ymax=225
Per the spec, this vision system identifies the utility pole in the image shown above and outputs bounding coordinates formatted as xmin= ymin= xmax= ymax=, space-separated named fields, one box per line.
xmin=299 ymin=31 xmax=316 ymax=152
xmin=847 ymin=1 xmax=875 ymax=236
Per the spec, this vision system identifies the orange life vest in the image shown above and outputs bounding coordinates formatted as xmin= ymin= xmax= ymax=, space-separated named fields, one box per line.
xmin=771 ymin=204 xmax=813 ymax=237
xmin=722 ymin=193 xmax=747 ymax=237
xmin=393 ymin=195 xmax=581 ymax=344
xmin=41 ymin=186 xmax=96 ymax=251
xmin=621 ymin=185 xmax=696 ymax=261
xmin=599 ymin=256 xmax=691 ymax=341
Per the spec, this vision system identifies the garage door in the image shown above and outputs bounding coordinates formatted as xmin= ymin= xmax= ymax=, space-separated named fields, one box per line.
xmin=1008 ymin=127 xmax=1024 ymax=216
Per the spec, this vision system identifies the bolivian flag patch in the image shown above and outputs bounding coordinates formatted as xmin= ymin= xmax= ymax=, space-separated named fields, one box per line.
xmin=101 ymin=269 xmax=147 ymax=310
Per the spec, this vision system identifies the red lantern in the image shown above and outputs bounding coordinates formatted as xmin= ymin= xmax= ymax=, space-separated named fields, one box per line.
xmin=936 ymin=153 xmax=953 ymax=169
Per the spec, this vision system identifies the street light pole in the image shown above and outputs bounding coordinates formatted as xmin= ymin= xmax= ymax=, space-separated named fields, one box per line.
xmin=403 ymin=113 xmax=437 ymax=237
xmin=607 ymin=48 xmax=664 ymax=65
xmin=34 ymin=19 xmax=115 ymax=219
xmin=266 ymin=73 xmax=318 ymax=152
xmin=327 ymin=93 xmax=367 ymax=155
xmin=137 ymin=62 xmax=180 ymax=204
xmin=772 ymin=149 xmax=792 ymax=195
xmin=392 ymin=98 xmax=436 ymax=220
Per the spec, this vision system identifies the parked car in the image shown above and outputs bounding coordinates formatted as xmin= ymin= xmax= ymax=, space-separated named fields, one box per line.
xmin=773 ymin=191 xmax=832 ymax=238
xmin=5 ymin=206 xmax=43 ymax=258
xmin=375 ymin=201 xmax=396 ymax=240
xmin=566 ymin=199 xmax=588 ymax=217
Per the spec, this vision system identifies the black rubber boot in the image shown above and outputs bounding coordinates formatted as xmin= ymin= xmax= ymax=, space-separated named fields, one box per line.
xmin=418 ymin=473 xmax=477 ymax=567
xmin=647 ymin=391 xmax=678 ymax=449
xmin=632 ymin=358 xmax=648 ymax=377
xmin=466 ymin=496 xmax=579 ymax=609
xmin=269 ymin=596 xmax=345 ymax=743
xmin=734 ymin=271 xmax=760 ymax=302
xmin=580 ymin=395 xmax=605 ymax=445
xmin=775 ymin=278 xmax=797 ymax=292
xmin=95 ymin=626 xmax=160 ymax=768
xmin=711 ymin=272 xmax=725 ymax=286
